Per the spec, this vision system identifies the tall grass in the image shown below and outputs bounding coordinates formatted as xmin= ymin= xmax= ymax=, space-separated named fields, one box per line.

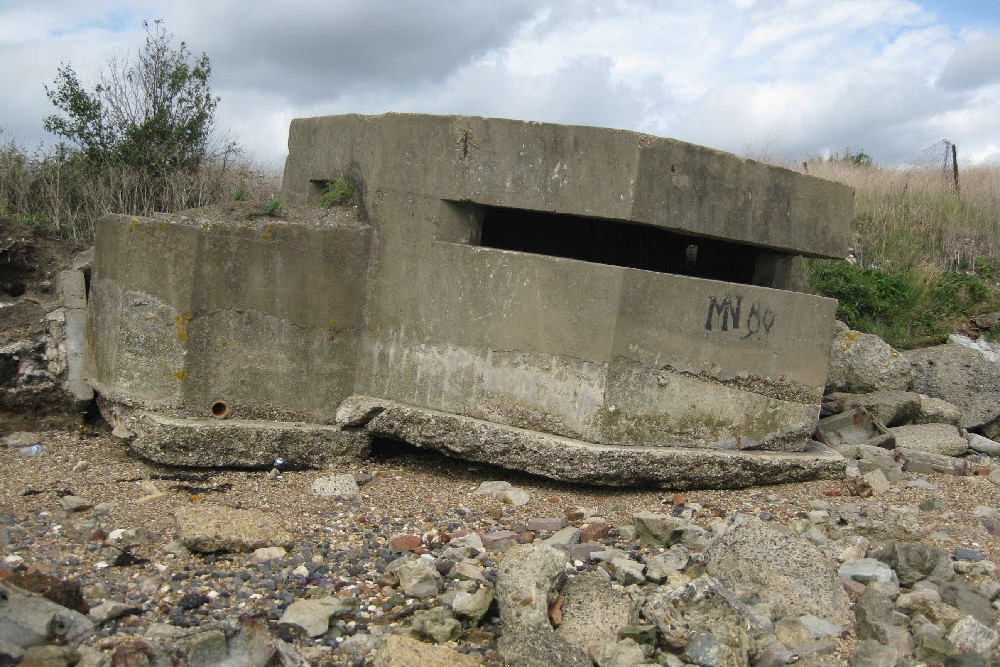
xmin=805 ymin=160 xmax=1000 ymax=274
xmin=0 ymin=134 xmax=280 ymax=241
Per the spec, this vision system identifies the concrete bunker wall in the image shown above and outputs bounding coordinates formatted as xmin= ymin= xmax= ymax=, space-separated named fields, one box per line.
xmin=281 ymin=113 xmax=852 ymax=451
xmin=84 ymin=211 xmax=371 ymax=422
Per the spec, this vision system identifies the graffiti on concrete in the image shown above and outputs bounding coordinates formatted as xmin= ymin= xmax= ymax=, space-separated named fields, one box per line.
xmin=704 ymin=295 xmax=775 ymax=341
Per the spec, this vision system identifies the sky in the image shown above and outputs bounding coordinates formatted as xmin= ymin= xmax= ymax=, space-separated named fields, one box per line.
xmin=2 ymin=0 xmax=999 ymax=168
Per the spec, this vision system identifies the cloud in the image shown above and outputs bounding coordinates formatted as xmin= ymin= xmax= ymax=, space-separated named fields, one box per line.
xmin=163 ymin=0 xmax=538 ymax=105
xmin=937 ymin=36 xmax=1000 ymax=89
xmin=1 ymin=0 xmax=998 ymax=167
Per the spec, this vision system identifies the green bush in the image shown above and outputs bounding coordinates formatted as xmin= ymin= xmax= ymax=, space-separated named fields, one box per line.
xmin=319 ymin=178 xmax=355 ymax=207
xmin=805 ymin=259 xmax=999 ymax=348
xmin=262 ymin=195 xmax=282 ymax=217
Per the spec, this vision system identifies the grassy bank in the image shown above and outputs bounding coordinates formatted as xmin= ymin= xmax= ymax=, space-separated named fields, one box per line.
xmin=802 ymin=160 xmax=1000 ymax=348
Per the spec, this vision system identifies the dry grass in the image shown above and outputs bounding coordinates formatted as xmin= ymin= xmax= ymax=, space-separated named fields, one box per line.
xmin=804 ymin=160 xmax=1000 ymax=275
xmin=0 ymin=136 xmax=281 ymax=241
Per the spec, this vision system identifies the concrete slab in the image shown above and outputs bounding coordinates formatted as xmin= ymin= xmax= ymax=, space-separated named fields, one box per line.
xmin=121 ymin=410 xmax=370 ymax=468
xmin=340 ymin=395 xmax=845 ymax=489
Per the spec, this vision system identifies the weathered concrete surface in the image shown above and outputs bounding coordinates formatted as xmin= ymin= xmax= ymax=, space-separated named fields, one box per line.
xmin=56 ymin=270 xmax=94 ymax=402
xmin=283 ymin=113 xmax=852 ymax=257
xmin=338 ymin=396 xmax=846 ymax=489
xmin=84 ymin=206 xmax=371 ymax=422
xmin=118 ymin=410 xmax=370 ymax=468
xmin=84 ymin=114 xmax=852 ymax=483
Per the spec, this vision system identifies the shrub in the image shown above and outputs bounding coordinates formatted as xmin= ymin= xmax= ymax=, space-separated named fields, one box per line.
xmin=262 ymin=196 xmax=282 ymax=217
xmin=319 ymin=178 xmax=356 ymax=207
xmin=805 ymin=259 xmax=999 ymax=348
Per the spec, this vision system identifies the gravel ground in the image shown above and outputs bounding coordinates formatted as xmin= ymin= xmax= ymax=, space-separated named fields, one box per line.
xmin=2 ymin=426 xmax=999 ymax=665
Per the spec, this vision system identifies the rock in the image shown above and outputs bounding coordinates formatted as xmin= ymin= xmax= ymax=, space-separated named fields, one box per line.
xmin=0 ymin=569 xmax=89 ymax=614
xmin=682 ymin=630 xmax=744 ymax=667
xmin=633 ymin=513 xmax=687 ymax=546
xmin=411 ymin=607 xmax=462 ymax=643
xmin=311 ymin=474 xmax=360 ymax=499
xmin=642 ymin=575 xmax=761 ymax=655
xmin=174 ymin=505 xmax=293 ymax=553
xmin=967 ymin=433 xmax=1000 ymax=456
xmin=905 ymin=342 xmax=1000 ymax=431
xmin=481 ymin=530 xmax=519 ymax=551
xmin=826 ymin=321 xmax=913 ymax=393
xmin=579 ymin=521 xmax=611 ymax=542
xmin=838 ymin=558 xmax=897 ymax=585
xmin=949 ymin=333 xmax=1000 ymax=361
xmin=611 ymin=557 xmax=646 ymax=585
xmin=556 ymin=573 xmax=640 ymax=656
xmin=954 ymin=548 xmax=984 ymax=562
xmin=826 ymin=389 xmax=921 ymax=427
xmin=799 ymin=614 xmax=842 ymax=639
xmin=394 ymin=559 xmax=442 ymax=598
xmin=248 ymin=546 xmax=287 ymax=564
xmin=452 ymin=586 xmax=494 ymax=621
xmin=498 ymin=487 xmax=530 ymax=506
xmin=940 ymin=581 xmax=994 ymax=626
xmin=914 ymin=395 xmax=963 ymax=426
xmin=450 ymin=561 xmax=485 ymax=582
xmin=88 ymin=601 xmax=137 ymax=622
xmin=278 ymin=597 xmax=343 ymax=637
xmin=472 ymin=480 xmax=511 ymax=495
xmin=913 ymin=620 xmax=956 ymax=664
xmin=591 ymin=638 xmax=652 ymax=667
xmin=645 ymin=549 xmax=691 ymax=586
xmin=388 ymin=534 xmax=422 ymax=552
xmin=544 ymin=526 xmax=581 ymax=547
xmin=105 ymin=527 xmax=153 ymax=547
xmin=0 ymin=581 xmax=95 ymax=657
xmin=18 ymin=645 xmax=80 ymax=667
xmin=946 ymin=616 xmax=999 ymax=655
xmin=372 ymin=634 xmax=481 ymax=667
xmin=872 ymin=541 xmax=954 ymax=586
xmin=862 ymin=468 xmax=892 ymax=494
xmin=889 ymin=423 xmax=968 ymax=457
xmin=706 ymin=516 xmax=850 ymax=626
xmin=899 ymin=449 xmax=969 ymax=476
xmin=495 ymin=544 xmax=590 ymax=667
xmin=850 ymin=639 xmax=901 ymax=667
xmin=774 ymin=617 xmax=812 ymax=651
xmin=59 ymin=495 xmax=93 ymax=513
xmin=854 ymin=581 xmax=906 ymax=643
xmin=527 ymin=517 xmax=567 ymax=532
xmin=815 ymin=407 xmax=886 ymax=447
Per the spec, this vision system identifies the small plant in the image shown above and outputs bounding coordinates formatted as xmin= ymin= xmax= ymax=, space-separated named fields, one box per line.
xmin=232 ymin=184 xmax=248 ymax=202
xmin=262 ymin=195 xmax=282 ymax=217
xmin=320 ymin=178 xmax=355 ymax=207
xmin=805 ymin=259 xmax=1000 ymax=348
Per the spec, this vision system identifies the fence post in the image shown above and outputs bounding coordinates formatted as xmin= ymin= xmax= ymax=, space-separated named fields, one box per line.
xmin=951 ymin=143 xmax=960 ymax=193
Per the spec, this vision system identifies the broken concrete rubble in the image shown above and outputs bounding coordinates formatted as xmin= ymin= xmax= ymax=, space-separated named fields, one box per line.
xmin=82 ymin=113 xmax=855 ymax=486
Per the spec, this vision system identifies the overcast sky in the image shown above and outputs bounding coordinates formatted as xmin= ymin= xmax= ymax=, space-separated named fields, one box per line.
xmin=2 ymin=0 xmax=999 ymax=168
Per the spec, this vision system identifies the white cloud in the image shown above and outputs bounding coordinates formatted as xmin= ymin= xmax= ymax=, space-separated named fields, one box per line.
xmin=1 ymin=0 xmax=998 ymax=167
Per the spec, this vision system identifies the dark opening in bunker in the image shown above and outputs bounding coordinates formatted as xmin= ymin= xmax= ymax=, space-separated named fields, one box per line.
xmin=477 ymin=205 xmax=773 ymax=285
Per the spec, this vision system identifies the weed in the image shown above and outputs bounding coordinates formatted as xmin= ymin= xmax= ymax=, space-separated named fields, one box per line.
xmin=262 ymin=195 xmax=282 ymax=217
xmin=320 ymin=178 xmax=355 ymax=207
xmin=232 ymin=184 xmax=248 ymax=202
xmin=805 ymin=259 xmax=1000 ymax=348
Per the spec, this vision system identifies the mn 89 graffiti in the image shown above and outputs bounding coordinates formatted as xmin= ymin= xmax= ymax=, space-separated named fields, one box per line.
xmin=704 ymin=295 xmax=775 ymax=341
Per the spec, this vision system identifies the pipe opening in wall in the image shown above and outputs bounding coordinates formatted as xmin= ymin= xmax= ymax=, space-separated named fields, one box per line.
xmin=210 ymin=401 xmax=229 ymax=419
xmin=476 ymin=205 xmax=781 ymax=285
